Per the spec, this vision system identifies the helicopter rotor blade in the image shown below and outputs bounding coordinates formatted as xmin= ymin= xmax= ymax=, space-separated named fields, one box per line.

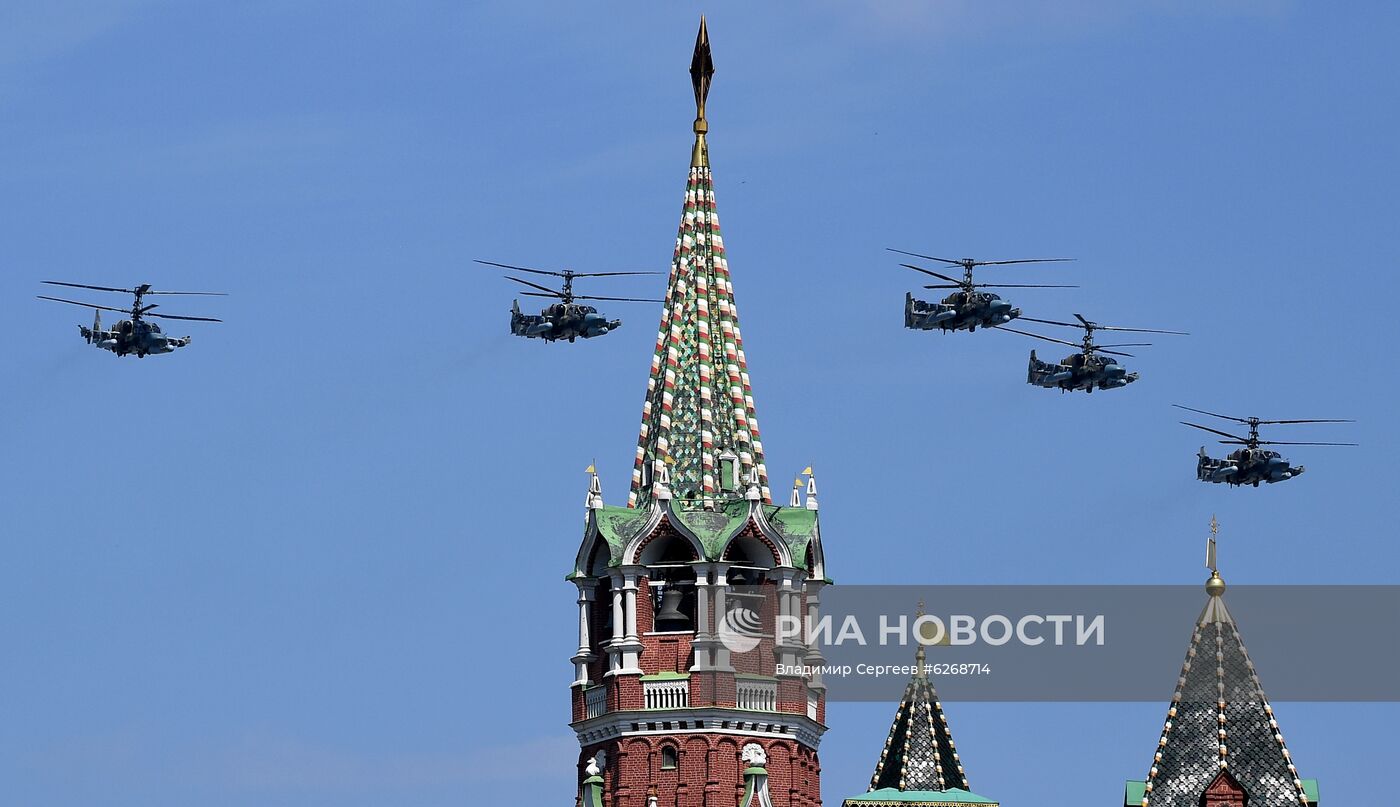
xmin=1018 ymin=316 xmax=1082 ymax=328
xmin=37 ymin=296 xmax=133 ymax=315
xmin=922 ymin=284 xmax=962 ymax=290
xmin=887 ymin=248 xmax=965 ymax=267
xmin=42 ymin=280 xmax=226 ymax=296
xmin=505 ymin=276 xmax=563 ymax=296
xmin=1257 ymin=440 xmax=1359 ymax=446
xmin=970 ymin=283 xmax=1079 ymax=289
xmin=1181 ymin=421 xmax=1251 ymax=442
xmin=996 ymin=326 xmax=1083 ymax=350
xmin=1093 ymin=324 xmax=1190 ymax=335
xmin=1172 ymin=404 xmax=1252 ymax=424
xmin=570 ymin=271 xmax=664 ymax=278
xmin=1257 ymin=418 xmax=1356 ymax=425
xmin=41 ymin=280 xmax=134 ymax=294
xmin=1095 ymin=342 xmax=1153 ymax=348
xmin=574 ymin=294 xmax=664 ymax=303
xmin=1094 ymin=348 xmax=1136 ymax=358
xmin=900 ymin=263 xmax=963 ymax=284
xmin=145 ymin=312 xmax=222 ymax=322
xmin=474 ymin=259 xmax=568 ymax=278
xmin=520 ymin=292 xmax=562 ymax=299
xmin=972 ymin=258 xmax=1075 ymax=266
xmin=143 ymin=290 xmax=227 ymax=296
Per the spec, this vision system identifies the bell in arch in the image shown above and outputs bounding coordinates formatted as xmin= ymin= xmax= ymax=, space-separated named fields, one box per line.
xmin=655 ymin=587 xmax=691 ymax=630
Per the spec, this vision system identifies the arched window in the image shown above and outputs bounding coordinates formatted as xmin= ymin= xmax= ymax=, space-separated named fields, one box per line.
xmin=660 ymin=745 xmax=678 ymax=770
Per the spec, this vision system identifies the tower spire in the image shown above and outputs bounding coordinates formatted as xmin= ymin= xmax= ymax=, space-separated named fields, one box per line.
xmin=1126 ymin=518 xmax=1316 ymax=807
xmin=629 ymin=19 xmax=770 ymax=508
xmin=690 ymin=16 xmax=714 ymax=167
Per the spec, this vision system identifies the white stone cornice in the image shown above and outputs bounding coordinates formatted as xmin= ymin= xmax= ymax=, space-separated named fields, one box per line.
xmin=571 ymin=707 xmax=827 ymax=750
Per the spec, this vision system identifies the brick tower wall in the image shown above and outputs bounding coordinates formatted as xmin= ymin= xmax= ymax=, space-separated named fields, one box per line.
xmin=578 ymin=734 xmax=822 ymax=807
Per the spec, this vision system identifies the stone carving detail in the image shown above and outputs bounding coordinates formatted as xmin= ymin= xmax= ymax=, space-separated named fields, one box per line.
xmin=741 ymin=743 xmax=767 ymax=767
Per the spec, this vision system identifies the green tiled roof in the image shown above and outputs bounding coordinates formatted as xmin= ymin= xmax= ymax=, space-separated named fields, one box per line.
xmin=766 ymin=505 xmax=818 ymax=566
xmin=843 ymin=787 xmax=997 ymax=805
xmin=671 ymin=499 xmax=750 ymax=557
xmin=1302 ymin=778 xmax=1319 ymax=803
xmin=583 ymin=499 xmax=818 ymax=569
xmin=590 ymin=505 xmax=651 ymax=565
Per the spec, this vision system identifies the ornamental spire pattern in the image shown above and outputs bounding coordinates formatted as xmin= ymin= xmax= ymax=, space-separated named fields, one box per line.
xmin=1138 ymin=575 xmax=1311 ymax=806
xmin=865 ymin=649 xmax=970 ymax=794
xmin=628 ymin=19 xmax=770 ymax=508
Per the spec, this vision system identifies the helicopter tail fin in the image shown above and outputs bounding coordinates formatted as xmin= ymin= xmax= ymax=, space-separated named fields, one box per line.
xmin=87 ymin=310 xmax=101 ymax=343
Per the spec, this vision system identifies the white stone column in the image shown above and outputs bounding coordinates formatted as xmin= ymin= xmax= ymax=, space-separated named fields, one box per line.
xmin=713 ymin=563 xmax=734 ymax=672
xmin=572 ymin=579 xmax=598 ymax=687
xmin=690 ymin=565 xmax=715 ymax=672
xmin=612 ymin=565 xmax=644 ymax=675
xmin=803 ymin=579 xmax=828 ymax=691
xmin=622 ymin=567 xmax=641 ymax=642
xmin=774 ymin=568 xmax=804 ymax=673
xmin=606 ymin=572 xmax=626 ymax=675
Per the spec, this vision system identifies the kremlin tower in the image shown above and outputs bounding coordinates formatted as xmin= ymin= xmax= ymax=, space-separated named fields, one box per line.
xmin=1124 ymin=520 xmax=1320 ymax=807
xmin=569 ymin=19 xmax=829 ymax=807
xmin=840 ymin=634 xmax=998 ymax=807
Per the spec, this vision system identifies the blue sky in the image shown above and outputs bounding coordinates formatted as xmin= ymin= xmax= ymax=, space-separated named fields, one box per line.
xmin=2 ymin=2 xmax=1395 ymax=805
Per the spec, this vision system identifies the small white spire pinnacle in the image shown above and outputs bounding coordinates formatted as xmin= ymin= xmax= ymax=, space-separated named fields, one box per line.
xmin=745 ymin=466 xmax=762 ymax=501
xmin=789 ymin=477 xmax=803 ymax=507
xmin=654 ymin=458 xmax=674 ymax=501
xmin=804 ymin=467 xmax=818 ymax=510
xmin=586 ymin=463 xmax=604 ymax=510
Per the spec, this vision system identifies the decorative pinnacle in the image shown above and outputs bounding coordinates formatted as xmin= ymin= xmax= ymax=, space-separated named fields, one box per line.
xmin=914 ymin=599 xmax=928 ymax=669
xmin=689 ymin=16 xmax=714 ymax=166
xmin=1206 ymin=515 xmax=1225 ymax=597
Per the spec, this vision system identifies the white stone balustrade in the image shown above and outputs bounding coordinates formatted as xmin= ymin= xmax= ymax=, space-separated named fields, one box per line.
xmin=736 ymin=678 xmax=778 ymax=712
xmin=585 ymin=685 xmax=607 ymax=719
xmin=643 ymin=677 xmax=691 ymax=710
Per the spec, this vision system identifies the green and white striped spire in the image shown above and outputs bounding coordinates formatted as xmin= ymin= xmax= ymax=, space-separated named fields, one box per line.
xmin=629 ymin=18 xmax=770 ymax=508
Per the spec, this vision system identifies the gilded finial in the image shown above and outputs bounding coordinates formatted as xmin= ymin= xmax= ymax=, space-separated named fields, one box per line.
xmin=1206 ymin=515 xmax=1225 ymax=597
xmin=914 ymin=599 xmax=928 ymax=671
xmin=689 ymin=16 xmax=714 ymax=166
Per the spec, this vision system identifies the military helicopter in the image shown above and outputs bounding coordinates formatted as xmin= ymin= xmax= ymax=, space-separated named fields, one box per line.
xmin=475 ymin=260 xmax=662 ymax=343
xmin=37 ymin=281 xmax=224 ymax=358
xmin=1001 ymin=313 xmax=1187 ymax=393
xmin=1174 ymin=404 xmax=1356 ymax=487
xmin=888 ymin=248 xmax=1076 ymax=333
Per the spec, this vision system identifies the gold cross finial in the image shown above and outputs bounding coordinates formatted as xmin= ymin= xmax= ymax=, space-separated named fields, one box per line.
xmin=1206 ymin=515 xmax=1226 ymax=596
xmin=914 ymin=599 xmax=928 ymax=671
xmin=1207 ymin=515 xmax=1219 ymax=573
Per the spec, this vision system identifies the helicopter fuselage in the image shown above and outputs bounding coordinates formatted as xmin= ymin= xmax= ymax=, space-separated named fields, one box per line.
xmin=904 ymin=291 xmax=1018 ymax=333
xmin=78 ymin=319 xmax=190 ymax=357
xmin=1027 ymin=349 xmax=1138 ymax=393
xmin=1195 ymin=446 xmax=1303 ymax=487
xmin=510 ymin=301 xmax=621 ymax=343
